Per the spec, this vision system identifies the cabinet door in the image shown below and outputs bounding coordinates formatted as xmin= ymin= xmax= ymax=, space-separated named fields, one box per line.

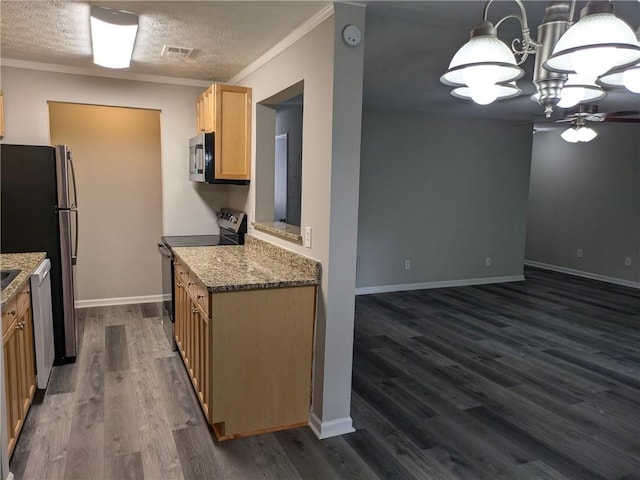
xmin=174 ymin=271 xmax=186 ymax=356
xmin=3 ymin=305 xmax=35 ymax=458
xmin=214 ymin=84 xmax=251 ymax=181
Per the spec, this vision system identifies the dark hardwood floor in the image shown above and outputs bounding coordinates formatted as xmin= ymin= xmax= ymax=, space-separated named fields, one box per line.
xmin=10 ymin=266 xmax=640 ymax=479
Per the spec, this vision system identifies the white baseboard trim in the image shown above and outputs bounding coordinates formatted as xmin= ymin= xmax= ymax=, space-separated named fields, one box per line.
xmin=309 ymin=413 xmax=355 ymax=439
xmin=524 ymin=260 xmax=640 ymax=289
xmin=355 ymin=275 xmax=525 ymax=296
xmin=75 ymin=294 xmax=164 ymax=309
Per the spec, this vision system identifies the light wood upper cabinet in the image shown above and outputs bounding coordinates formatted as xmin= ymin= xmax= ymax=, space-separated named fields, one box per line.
xmin=0 ymin=90 xmax=5 ymax=139
xmin=3 ymin=281 xmax=36 ymax=458
xmin=196 ymin=83 xmax=252 ymax=182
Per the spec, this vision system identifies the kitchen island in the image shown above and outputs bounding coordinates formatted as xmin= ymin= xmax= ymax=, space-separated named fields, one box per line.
xmin=1 ymin=252 xmax=45 ymax=459
xmin=171 ymin=235 xmax=320 ymax=440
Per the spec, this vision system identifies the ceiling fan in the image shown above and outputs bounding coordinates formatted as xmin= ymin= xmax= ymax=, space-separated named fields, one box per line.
xmin=529 ymin=104 xmax=640 ymax=142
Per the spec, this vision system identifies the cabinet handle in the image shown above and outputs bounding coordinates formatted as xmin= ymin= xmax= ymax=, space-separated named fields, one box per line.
xmin=188 ymin=282 xmax=195 ymax=286
xmin=7 ymin=310 xmax=16 ymax=316
xmin=177 ymin=283 xmax=183 ymax=287
xmin=17 ymin=322 xmax=25 ymax=331
xmin=197 ymin=294 xmax=204 ymax=299
xmin=192 ymin=307 xmax=198 ymax=314
xmin=22 ymin=291 xmax=30 ymax=296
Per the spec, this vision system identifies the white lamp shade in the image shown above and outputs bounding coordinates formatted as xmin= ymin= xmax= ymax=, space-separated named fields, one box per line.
xmin=557 ymin=74 xmax=606 ymax=108
xmin=451 ymin=81 xmax=522 ymax=102
xmin=600 ymin=64 xmax=640 ymax=94
xmin=545 ymin=13 xmax=640 ymax=77
xmin=561 ymin=127 xmax=580 ymax=142
xmin=91 ymin=7 xmax=139 ymax=69
xmin=561 ymin=126 xmax=597 ymax=143
xmin=441 ymin=34 xmax=523 ymax=86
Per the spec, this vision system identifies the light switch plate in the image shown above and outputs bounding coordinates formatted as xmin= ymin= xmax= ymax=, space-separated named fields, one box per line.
xmin=305 ymin=227 xmax=312 ymax=248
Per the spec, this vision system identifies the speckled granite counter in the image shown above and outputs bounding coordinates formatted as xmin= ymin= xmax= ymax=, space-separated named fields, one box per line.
xmin=1 ymin=252 xmax=47 ymax=307
xmin=252 ymin=221 xmax=303 ymax=243
xmin=172 ymin=235 xmax=320 ymax=292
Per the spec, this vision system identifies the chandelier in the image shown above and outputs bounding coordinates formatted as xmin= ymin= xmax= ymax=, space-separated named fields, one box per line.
xmin=440 ymin=0 xmax=640 ymax=118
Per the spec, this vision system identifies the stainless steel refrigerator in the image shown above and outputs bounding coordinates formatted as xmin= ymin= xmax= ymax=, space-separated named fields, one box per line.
xmin=1 ymin=144 xmax=79 ymax=363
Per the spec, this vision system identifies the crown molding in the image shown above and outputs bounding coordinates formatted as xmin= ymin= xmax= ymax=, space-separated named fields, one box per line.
xmin=228 ymin=3 xmax=335 ymax=85
xmin=0 ymin=58 xmax=211 ymax=88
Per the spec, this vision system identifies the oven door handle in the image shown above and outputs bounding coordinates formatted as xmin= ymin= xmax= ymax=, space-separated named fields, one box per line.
xmin=158 ymin=243 xmax=172 ymax=258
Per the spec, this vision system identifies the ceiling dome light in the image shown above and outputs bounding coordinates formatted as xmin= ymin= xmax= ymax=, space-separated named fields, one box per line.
xmin=441 ymin=21 xmax=524 ymax=105
xmin=557 ymin=74 xmax=606 ymax=108
xmin=90 ymin=6 xmax=139 ymax=69
xmin=544 ymin=3 xmax=640 ymax=78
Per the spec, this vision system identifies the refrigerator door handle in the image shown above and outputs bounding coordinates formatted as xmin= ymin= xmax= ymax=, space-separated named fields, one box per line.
xmin=68 ymin=151 xmax=79 ymax=209
xmin=72 ymin=208 xmax=79 ymax=265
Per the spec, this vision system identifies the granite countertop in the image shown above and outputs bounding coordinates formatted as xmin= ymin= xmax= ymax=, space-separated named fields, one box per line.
xmin=1 ymin=252 xmax=47 ymax=307
xmin=172 ymin=235 xmax=320 ymax=293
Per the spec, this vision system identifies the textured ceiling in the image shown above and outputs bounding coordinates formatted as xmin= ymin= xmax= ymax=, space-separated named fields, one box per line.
xmin=0 ymin=1 xmax=330 ymax=81
xmin=1 ymin=0 xmax=639 ymax=124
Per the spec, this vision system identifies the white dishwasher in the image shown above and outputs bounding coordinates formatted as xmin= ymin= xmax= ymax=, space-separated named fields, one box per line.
xmin=31 ymin=258 xmax=55 ymax=389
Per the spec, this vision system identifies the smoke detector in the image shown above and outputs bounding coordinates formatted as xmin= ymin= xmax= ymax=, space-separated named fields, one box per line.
xmin=161 ymin=45 xmax=194 ymax=58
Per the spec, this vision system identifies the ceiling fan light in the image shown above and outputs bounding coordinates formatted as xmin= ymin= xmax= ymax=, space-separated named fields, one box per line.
xmin=577 ymin=126 xmax=598 ymax=142
xmin=90 ymin=6 xmax=139 ymax=69
xmin=544 ymin=12 xmax=640 ymax=77
xmin=561 ymin=127 xmax=580 ymax=143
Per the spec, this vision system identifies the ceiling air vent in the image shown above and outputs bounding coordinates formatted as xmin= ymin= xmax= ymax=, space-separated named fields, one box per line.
xmin=161 ymin=45 xmax=194 ymax=58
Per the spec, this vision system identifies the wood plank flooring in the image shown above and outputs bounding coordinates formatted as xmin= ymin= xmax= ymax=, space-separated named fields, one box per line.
xmin=9 ymin=266 xmax=639 ymax=479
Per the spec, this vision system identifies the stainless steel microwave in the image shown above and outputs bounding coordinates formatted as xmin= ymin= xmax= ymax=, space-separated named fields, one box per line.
xmin=189 ymin=133 xmax=213 ymax=183
xmin=188 ymin=133 xmax=249 ymax=185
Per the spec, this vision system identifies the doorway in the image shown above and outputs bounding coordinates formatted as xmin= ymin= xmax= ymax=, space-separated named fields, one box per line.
xmin=48 ymin=102 xmax=162 ymax=303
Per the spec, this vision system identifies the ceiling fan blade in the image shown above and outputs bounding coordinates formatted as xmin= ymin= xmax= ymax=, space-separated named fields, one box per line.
xmin=600 ymin=117 xmax=640 ymax=123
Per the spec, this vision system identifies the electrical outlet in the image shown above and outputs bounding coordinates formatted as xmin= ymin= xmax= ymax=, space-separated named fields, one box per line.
xmin=485 ymin=257 xmax=491 ymax=267
xmin=405 ymin=259 xmax=411 ymax=270
xmin=576 ymin=249 xmax=583 ymax=258
xmin=625 ymin=257 xmax=632 ymax=267
xmin=304 ymin=226 xmax=312 ymax=248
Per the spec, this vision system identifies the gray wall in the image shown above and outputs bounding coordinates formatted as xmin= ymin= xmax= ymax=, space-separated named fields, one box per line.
xmin=526 ymin=123 xmax=640 ymax=285
xmin=357 ymin=109 xmax=533 ymax=290
xmin=275 ymin=101 xmax=303 ymax=225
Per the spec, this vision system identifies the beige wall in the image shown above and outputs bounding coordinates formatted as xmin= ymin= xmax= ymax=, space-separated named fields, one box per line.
xmin=49 ymin=102 xmax=163 ymax=302
xmin=229 ymin=4 xmax=366 ymax=437
xmin=0 ymin=66 xmax=231 ymax=303
xmin=0 ymin=67 xmax=226 ymax=239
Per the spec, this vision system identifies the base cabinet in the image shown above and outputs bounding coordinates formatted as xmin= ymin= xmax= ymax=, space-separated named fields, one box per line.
xmin=174 ymin=261 xmax=316 ymax=439
xmin=2 ymin=282 xmax=36 ymax=458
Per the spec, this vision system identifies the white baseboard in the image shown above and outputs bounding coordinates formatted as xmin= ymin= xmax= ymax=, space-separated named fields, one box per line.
xmin=309 ymin=413 xmax=355 ymax=439
xmin=355 ymin=274 xmax=525 ymax=296
xmin=75 ymin=294 xmax=163 ymax=309
xmin=524 ymin=260 xmax=640 ymax=289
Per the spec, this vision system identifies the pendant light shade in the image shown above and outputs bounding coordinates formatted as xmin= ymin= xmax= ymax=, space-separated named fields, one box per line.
xmin=599 ymin=64 xmax=640 ymax=94
xmin=544 ymin=3 xmax=640 ymax=78
xmin=556 ymin=74 xmax=606 ymax=108
xmin=440 ymin=21 xmax=523 ymax=105
xmin=451 ymin=81 xmax=522 ymax=103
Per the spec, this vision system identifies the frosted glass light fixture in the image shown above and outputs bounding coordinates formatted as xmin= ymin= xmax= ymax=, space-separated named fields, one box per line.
xmin=451 ymin=81 xmax=522 ymax=103
xmin=544 ymin=3 xmax=640 ymax=78
xmin=557 ymin=74 xmax=606 ymax=108
xmin=90 ymin=6 xmax=139 ymax=69
xmin=561 ymin=125 xmax=598 ymax=143
xmin=442 ymin=1 xmax=640 ymax=117
xmin=440 ymin=21 xmax=523 ymax=106
xmin=600 ymin=64 xmax=640 ymax=94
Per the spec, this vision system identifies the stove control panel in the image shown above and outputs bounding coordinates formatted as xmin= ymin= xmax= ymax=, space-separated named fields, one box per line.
xmin=217 ymin=207 xmax=247 ymax=234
